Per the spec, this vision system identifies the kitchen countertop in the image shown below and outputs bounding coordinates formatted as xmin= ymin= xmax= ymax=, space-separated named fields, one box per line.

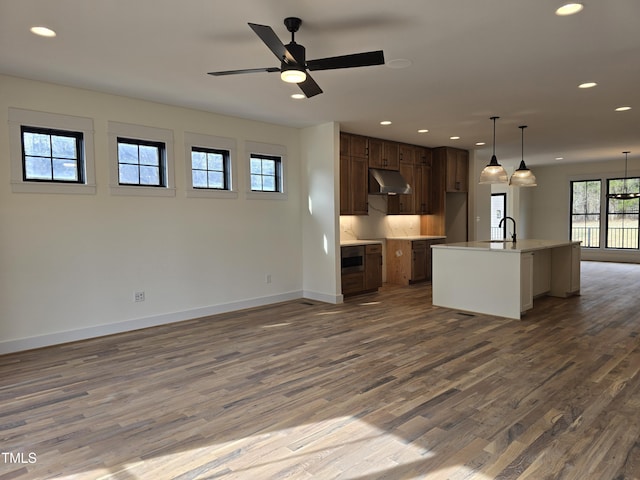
xmin=340 ymin=239 xmax=384 ymax=246
xmin=432 ymin=239 xmax=580 ymax=253
xmin=386 ymin=236 xmax=447 ymax=241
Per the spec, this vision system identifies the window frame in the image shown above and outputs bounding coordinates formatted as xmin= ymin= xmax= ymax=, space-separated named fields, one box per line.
xmin=184 ymin=132 xmax=238 ymax=199
xmin=245 ymin=141 xmax=287 ymax=200
xmin=21 ymin=125 xmax=85 ymax=184
xmin=117 ymin=137 xmax=166 ymax=188
xmin=605 ymin=176 xmax=640 ymax=249
xmin=8 ymin=108 xmax=96 ymax=194
xmin=108 ymin=121 xmax=175 ymax=197
xmin=570 ymin=179 xmax=602 ymax=248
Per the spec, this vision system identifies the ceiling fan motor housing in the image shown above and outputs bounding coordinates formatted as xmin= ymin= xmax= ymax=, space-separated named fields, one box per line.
xmin=284 ymin=42 xmax=306 ymax=67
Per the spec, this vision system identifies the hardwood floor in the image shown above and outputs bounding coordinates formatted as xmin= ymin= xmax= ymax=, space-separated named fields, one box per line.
xmin=1 ymin=261 xmax=640 ymax=479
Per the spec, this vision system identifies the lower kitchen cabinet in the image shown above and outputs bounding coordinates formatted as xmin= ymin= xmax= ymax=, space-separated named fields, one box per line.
xmin=364 ymin=244 xmax=383 ymax=290
xmin=386 ymin=238 xmax=445 ymax=286
xmin=341 ymin=243 xmax=383 ymax=296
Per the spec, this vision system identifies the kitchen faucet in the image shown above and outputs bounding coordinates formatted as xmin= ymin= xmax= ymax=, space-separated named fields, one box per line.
xmin=498 ymin=216 xmax=517 ymax=243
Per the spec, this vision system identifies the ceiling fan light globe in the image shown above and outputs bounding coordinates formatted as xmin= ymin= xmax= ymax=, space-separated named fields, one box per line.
xmin=281 ymin=68 xmax=307 ymax=84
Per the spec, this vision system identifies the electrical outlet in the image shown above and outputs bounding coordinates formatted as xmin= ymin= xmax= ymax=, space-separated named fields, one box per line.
xmin=266 ymin=274 xmax=272 ymax=284
xmin=134 ymin=291 xmax=145 ymax=302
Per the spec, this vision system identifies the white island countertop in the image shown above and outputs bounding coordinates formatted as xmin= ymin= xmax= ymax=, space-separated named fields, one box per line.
xmin=432 ymin=239 xmax=580 ymax=253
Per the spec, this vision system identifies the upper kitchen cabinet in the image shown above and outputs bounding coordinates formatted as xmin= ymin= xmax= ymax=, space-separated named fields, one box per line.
xmin=414 ymin=147 xmax=433 ymax=214
xmin=368 ymin=138 xmax=399 ymax=170
xmin=434 ymin=147 xmax=469 ymax=192
xmin=340 ymin=133 xmax=369 ymax=215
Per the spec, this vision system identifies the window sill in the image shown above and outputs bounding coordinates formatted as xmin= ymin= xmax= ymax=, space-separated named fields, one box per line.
xmin=11 ymin=181 xmax=97 ymax=195
xmin=185 ymin=189 xmax=239 ymax=199
xmin=109 ymin=185 xmax=176 ymax=197
xmin=245 ymin=191 xmax=288 ymax=201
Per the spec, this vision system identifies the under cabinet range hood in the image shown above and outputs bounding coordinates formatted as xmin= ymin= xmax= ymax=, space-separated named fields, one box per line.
xmin=368 ymin=168 xmax=413 ymax=195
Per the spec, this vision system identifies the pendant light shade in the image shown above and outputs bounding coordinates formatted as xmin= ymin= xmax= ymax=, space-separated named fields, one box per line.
xmin=607 ymin=151 xmax=639 ymax=199
xmin=479 ymin=116 xmax=508 ymax=184
xmin=509 ymin=125 xmax=537 ymax=187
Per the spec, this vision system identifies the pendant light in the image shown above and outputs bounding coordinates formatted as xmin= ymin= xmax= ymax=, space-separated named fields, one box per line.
xmin=509 ymin=125 xmax=537 ymax=187
xmin=479 ymin=116 xmax=508 ymax=184
xmin=607 ymin=151 xmax=639 ymax=199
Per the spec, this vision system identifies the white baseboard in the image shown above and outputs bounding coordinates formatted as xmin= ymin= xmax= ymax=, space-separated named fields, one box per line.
xmin=303 ymin=290 xmax=343 ymax=304
xmin=0 ymin=291 xmax=304 ymax=355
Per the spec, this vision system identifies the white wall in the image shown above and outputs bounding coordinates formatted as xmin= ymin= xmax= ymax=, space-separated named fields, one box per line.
xmin=0 ymin=74 xmax=312 ymax=353
xmin=300 ymin=122 xmax=341 ymax=303
xmin=532 ymin=160 xmax=640 ymax=263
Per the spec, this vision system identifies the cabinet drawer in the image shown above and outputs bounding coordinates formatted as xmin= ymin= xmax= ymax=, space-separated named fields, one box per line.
xmin=412 ymin=240 xmax=428 ymax=251
xmin=342 ymin=272 xmax=365 ymax=295
xmin=365 ymin=244 xmax=382 ymax=254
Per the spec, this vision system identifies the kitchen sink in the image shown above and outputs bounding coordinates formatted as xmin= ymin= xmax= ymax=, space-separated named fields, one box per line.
xmin=480 ymin=239 xmax=512 ymax=243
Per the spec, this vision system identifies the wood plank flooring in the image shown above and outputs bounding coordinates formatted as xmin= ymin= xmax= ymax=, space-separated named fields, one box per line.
xmin=1 ymin=261 xmax=640 ymax=479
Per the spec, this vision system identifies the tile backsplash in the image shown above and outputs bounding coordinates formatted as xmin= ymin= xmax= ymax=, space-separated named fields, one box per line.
xmin=340 ymin=195 xmax=421 ymax=241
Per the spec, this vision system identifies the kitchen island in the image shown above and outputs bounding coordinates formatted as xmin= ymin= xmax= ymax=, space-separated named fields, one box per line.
xmin=432 ymin=239 xmax=581 ymax=320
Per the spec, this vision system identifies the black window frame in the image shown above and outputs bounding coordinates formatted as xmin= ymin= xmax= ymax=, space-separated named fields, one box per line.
xmin=117 ymin=137 xmax=166 ymax=187
xmin=20 ymin=125 xmax=84 ymax=184
xmin=250 ymin=153 xmax=282 ymax=192
xmin=191 ymin=146 xmax=231 ymax=190
xmin=570 ymin=179 xmax=602 ymax=248
xmin=605 ymin=176 xmax=640 ymax=250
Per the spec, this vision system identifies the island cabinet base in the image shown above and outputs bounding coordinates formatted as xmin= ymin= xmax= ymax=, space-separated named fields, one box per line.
xmin=431 ymin=240 xmax=580 ymax=320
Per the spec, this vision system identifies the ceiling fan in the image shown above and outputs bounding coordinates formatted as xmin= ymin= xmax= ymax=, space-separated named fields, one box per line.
xmin=208 ymin=17 xmax=385 ymax=98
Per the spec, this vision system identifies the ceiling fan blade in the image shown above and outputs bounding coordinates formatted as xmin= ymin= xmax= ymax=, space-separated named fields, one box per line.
xmin=248 ymin=22 xmax=296 ymax=64
xmin=208 ymin=67 xmax=280 ymax=76
xmin=307 ymin=50 xmax=385 ymax=71
xmin=298 ymin=74 xmax=323 ymax=98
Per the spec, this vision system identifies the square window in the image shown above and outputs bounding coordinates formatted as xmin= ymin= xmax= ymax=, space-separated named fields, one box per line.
xmin=250 ymin=154 xmax=281 ymax=192
xmin=117 ymin=137 xmax=165 ymax=187
xmin=21 ymin=126 xmax=84 ymax=183
xmin=191 ymin=147 xmax=230 ymax=190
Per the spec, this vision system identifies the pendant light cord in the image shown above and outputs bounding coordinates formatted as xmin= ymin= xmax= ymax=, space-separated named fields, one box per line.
xmin=490 ymin=116 xmax=499 ymax=157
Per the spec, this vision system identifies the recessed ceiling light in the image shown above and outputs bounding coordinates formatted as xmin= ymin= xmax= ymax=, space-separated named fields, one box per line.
xmin=555 ymin=157 xmax=564 ymax=160
xmin=578 ymin=82 xmax=597 ymax=89
xmin=615 ymin=106 xmax=632 ymax=112
xmin=290 ymin=93 xmax=305 ymax=99
xmin=475 ymin=142 xmax=486 ymax=146
xmin=555 ymin=2 xmax=584 ymax=16
xmin=417 ymin=129 xmax=429 ymax=133
xmin=450 ymin=136 xmax=460 ymax=140
xmin=30 ymin=26 xmax=57 ymax=37
xmin=380 ymin=120 xmax=392 ymax=126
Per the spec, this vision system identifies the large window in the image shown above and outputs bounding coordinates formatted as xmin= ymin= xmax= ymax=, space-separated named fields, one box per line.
xmin=117 ymin=137 xmax=165 ymax=187
xmin=21 ymin=126 xmax=84 ymax=183
xmin=606 ymin=177 xmax=640 ymax=249
xmin=570 ymin=180 xmax=601 ymax=248
xmin=250 ymin=154 xmax=282 ymax=192
xmin=191 ymin=147 xmax=230 ymax=190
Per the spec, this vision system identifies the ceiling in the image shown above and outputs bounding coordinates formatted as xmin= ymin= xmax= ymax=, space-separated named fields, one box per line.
xmin=1 ymin=0 xmax=639 ymax=168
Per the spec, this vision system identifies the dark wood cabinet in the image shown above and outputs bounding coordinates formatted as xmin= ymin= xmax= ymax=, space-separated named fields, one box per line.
xmin=414 ymin=147 xmax=433 ymax=214
xmin=387 ymin=159 xmax=415 ymax=214
xmin=340 ymin=133 xmax=369 ymax=215
xmin=411 ymin=241 xmax=428 ymax=282
xmin=341 ymin=243 xmax=382 ymax=296
xmin=388 ymin=145 xmax=432 ymax=215
xmin=364 ymin=244 xmax=383 ymax=290
xmin=368 ymin=138 xmax=399 ymax=170
xmin=439 ymin=147 xmax=469 ymax=192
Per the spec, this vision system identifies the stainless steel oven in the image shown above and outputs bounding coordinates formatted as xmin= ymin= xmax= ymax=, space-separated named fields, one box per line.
xmin=341 ymin=245 xmax=365 ymax=274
